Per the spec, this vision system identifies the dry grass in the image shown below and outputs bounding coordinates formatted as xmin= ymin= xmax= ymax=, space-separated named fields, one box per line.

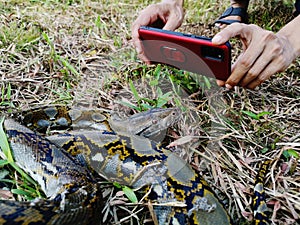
xmin=0 ymin=0 xmax=299 ymax=224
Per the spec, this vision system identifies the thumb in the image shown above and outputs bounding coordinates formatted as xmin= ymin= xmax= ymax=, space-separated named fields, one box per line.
xmin=212 ymin=23 xmax=246 ymax=45
xmin=211 ymin=34 xmax=225 ymax=45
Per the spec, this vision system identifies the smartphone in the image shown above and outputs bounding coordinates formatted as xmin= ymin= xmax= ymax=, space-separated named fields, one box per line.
xmin=138 ymin=26 xmax=231 ymax=81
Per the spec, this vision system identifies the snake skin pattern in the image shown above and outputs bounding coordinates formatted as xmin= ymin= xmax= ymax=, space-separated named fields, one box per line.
xmin=252 ymin=160 xmax=272 ymax=225
xmin=0 ymin=106 xmax=271 ymax=225
xmin=1 ymin=119 xmax=103 ymax=225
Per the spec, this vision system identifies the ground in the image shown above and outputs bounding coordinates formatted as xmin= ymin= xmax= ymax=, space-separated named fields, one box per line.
xmin=0 ymin=0 xmax=299 ymax=224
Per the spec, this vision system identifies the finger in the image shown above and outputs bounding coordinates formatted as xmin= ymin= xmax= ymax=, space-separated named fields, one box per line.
xmin=131 ymin=15 xmax=158 ymax=51
xmin=131 ymin=23 xmax=150 ymax=62
xmin=131 ymin=6 xmax=162 ymax=62
xmin=236 ymin=29 xmax=282 ymax=87
xmin=131 ymin=23 xmax=143 ymax=55
xmin=213 ymin=24 xmax=256 ymax=88
xmin=162 ymin=17 xmax=181 ymax=30
xmin=132 ymin=25 xmax=149 ymax=63
xmin=231 ymin=52 xmax=244 ymax=72
xmin=246 ymin=55 xmax=286 ymax=89
xmin=216 ymin=79 xmax=225 ymax=87
xmin=138 ymin=52 xmax=151 ymax=64
xmin=162 ymin=7 xmax=183 ymax=31
xmin=246 ymin=64 xmax=275 ymax=89
xmin=226 ymin=37 xmax=266 ymax=87
xmin=239 ymin=52 xmax=273 ymax=87
xmin=226 ymin=53 xmax=261 ymax=87
xmin=221 ymin=53 xmax=243 ymax=89
xmin=212 ymin=23 xmax=250 ymax=45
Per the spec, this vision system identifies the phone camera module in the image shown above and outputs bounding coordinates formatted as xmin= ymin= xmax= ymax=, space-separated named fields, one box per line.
xmin=201 ymin=46 xmax=224 ymax=61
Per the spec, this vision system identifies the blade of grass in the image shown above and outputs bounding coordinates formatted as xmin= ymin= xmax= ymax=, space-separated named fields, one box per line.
xmin=0 ymin=117 xmax=14 ymax=162
xmin=56 ymin=55 xmax=80 ymax=77
xmin=0 ymin=117 xmax=40 ymax=186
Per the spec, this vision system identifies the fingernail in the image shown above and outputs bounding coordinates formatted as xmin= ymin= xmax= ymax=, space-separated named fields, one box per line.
xmin=225 ymin=84 xmax=232 ymax=89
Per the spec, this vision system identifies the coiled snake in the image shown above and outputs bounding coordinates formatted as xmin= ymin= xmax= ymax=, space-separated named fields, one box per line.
xmin=0 ymin=106 xmax=270 ymax=225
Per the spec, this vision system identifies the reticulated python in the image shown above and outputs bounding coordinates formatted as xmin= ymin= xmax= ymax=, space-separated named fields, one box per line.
xmin=0 ymin=106 xmax=271 ymax=225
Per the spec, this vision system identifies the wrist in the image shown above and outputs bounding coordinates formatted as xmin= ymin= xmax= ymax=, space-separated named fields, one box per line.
xmin=277 ymin=16 xmax=300 ymax=57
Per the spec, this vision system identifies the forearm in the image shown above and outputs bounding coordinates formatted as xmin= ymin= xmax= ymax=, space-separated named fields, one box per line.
xmin=277 ymin=16 xmax=300 ymax=57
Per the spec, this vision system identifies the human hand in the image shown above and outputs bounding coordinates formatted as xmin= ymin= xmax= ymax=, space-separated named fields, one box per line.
xmin=131 ymin=0 xmax=184 ymax=63
xmin=212 ymin=23 xmax=297 ymax=89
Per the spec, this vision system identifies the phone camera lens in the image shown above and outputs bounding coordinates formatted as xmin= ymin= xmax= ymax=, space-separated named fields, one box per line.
xmin=201 ymin=46 xmax=224 ymax=61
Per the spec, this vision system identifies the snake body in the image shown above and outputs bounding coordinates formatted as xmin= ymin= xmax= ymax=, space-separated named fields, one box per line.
xmin=0 ymin=106 xmax=271 ymax=225
xmin=1 ymin=119 xmax=103 ymax=225
xmin=252 ymin=160 xmax=272 ymax=225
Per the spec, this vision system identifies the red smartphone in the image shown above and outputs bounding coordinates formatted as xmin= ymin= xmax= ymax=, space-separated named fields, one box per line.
xmin=138 ymin=26 xmax=231 ymax=81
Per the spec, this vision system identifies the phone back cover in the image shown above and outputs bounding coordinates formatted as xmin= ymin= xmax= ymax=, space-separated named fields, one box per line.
xmin=139 ymin=27 xmax=231 ymax=81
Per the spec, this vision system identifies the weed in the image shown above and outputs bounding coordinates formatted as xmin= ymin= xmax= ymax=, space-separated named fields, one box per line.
xmin=242 ymin=110 xmax=272 ymax=120
xmin=0 ymin=21 xmax=41 ymax=51
xmin=118 ymin=79 xmax=174 ymax=111
xmin=0 ymin=117 xmax=44 ymax=200
xmin=42 ymin=32 xmax=80 ymax=79
xmin=113 ymin=182 xmax=138 ymax=203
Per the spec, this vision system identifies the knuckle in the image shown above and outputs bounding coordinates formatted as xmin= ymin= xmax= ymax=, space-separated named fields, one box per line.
xmin=271 ymin=43 xmax=283 ymax=55
xmin=247 ymin=24 xmax=261 ymax=33
xmin=263 ymin=31 xmax=276 ymax=41
xmin=248 ymin=24 xmax=259 ymax=30
xmin=239 ymin=57 xmax=252 ymax=68
xmin=228 ymin=78 xmax=240 ymax=86
xmin=256 ymin=75 xmax=267 ymax=84
xmin=246 ymin=70 xmax=258 ymax=79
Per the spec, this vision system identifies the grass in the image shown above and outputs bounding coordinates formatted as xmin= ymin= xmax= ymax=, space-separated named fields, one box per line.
xmin=0 ymin=0 xmax=299 ymax=224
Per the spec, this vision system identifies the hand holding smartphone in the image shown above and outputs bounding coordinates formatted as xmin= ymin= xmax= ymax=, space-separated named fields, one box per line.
xmin=138 ymin=26 xmax=231 ymax=81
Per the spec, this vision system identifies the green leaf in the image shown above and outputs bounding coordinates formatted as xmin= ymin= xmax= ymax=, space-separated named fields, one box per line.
xmin=149 ymin=79 xmax=159 ymax=86
xmin=118 ymin=101 xmax=140 ymax=111
xmin=0 ymin=159 xmax=9 ymax=166
xmin=242 ymin=110 xmax=271 ymax=120
xmin=203 ymin=76 xmax=211 ymax=89
xmin=113 ymin=182 xmax=122 ymax=189
xmin=0 ymin=117 xmax=14 ymax=162
xmin=0 ymin=178 xmax=15 ymax=184
xmin=122 ymin=186 xmax=138 ymax=203
xmin=11 ymin=188 xmax=34 ymax=200
xmin=153 ymin=64 xmax=161 ymax=78
xmin=11 ymin=163 xmax=37 ymax=186
xmin=283 ymin=149 xmax=299 ymax=160
xmin=257 ymin=111 xmax=271 ymax=118
xmin=156 ymin=96 xmax=169 ymax=108
xmin=56 ymin=55 xmax=80 ymax=76
xmin=129 ymin=80 xmax=140 ymax=101
xmin=140 ymin=97 xmax=155 ymax=105
xmin=260 ymin=148 xmax=269 ymax=154
xmin=242 ymin=111 xmax=259 ymax=120
xmin=95 ymin=15 xmax=101 ymax=28
xmin=6 ymin=83 xmax=11 ymax=100
xmin=140 ymin=103 xmax=153 ymax=110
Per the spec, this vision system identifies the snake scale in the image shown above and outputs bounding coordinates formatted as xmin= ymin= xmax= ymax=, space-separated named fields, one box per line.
xmin=0 ymin=106 xmax=271 ymax=225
